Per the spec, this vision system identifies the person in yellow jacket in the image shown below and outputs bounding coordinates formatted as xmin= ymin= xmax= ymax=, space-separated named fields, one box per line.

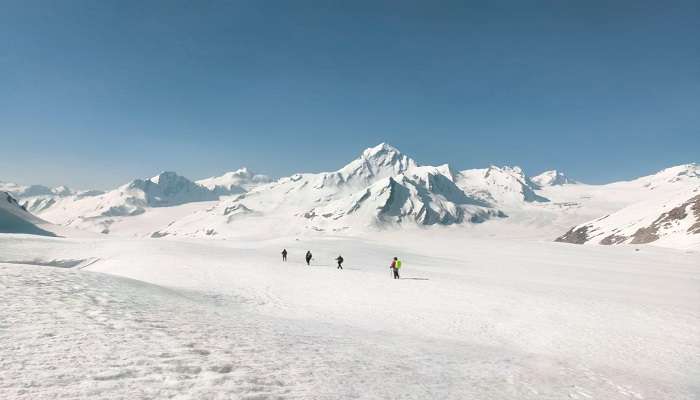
xmin=390 ymin=257 xmax=402 ymax=279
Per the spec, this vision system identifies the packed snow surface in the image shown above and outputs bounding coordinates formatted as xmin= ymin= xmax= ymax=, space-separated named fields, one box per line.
xmin=1 ymin=232 xmax=699 ymax=399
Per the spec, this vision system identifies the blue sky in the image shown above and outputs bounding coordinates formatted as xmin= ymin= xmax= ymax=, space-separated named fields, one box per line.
xmin=1 ymin=0 xmax=698 ymax=189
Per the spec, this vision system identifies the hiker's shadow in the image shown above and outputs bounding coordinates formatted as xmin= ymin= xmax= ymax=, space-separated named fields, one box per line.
xmin=400 ymin=277 xmax=430 ymax=280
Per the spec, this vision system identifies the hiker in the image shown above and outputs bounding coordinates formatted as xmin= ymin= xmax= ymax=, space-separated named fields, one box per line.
xmin=390 ymin=256 xmax=401 ymax=279
xmin=336 ymin=255 xmax=344 ymax=270
xmin=281 ymin=249 xmax=288 ymax=262
xmin=305 ymin=251 xmax=313 ymax=266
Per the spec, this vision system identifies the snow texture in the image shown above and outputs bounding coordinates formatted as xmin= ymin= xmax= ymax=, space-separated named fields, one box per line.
xmin=0 ymin=233 xmax=698 ymax=399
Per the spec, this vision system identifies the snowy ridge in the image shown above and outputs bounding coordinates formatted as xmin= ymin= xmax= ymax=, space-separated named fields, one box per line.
xmin=21 ymin=189 xmax=105 ymax=214
xmin=131 ymin=171 xmax=218 ymax=207
xmin=0 ymin=182 xmax=69 ymax=197
xmin=456 ymin=165 xmax=548 ymax=207
xmin=0 ymin=192 xmax=57 ymax=236
xmin=531 ymin=170 xmax=576 ymax=187
xmin=196 ymin=167 xmax=272 ymax=195
xmin=556 ymin=187 xmax=700 ymax=249
xmin=551 ymin=163 xmax=700 ymax=249
xmin=35 ymin=172 xmax=219 ymax=234
xmin=10 ymin=169 xmax=267 ymax=232
xmin=0 ymin=179 xmax=106 ymax=215
xmin=618 ymin=163 xmax=699 ymax=191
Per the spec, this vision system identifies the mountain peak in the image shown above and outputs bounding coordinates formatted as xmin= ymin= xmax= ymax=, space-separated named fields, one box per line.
xmin=484 ymin=165 xmax=527 ymax=182
xmin=532 ymin=170 xmax=575 ymax=187
xmin=149 ymin=171 xmax=182 ymax=184
xmin=362 ymin=142 xmax=401 ymax=158
xmin=458 ymin=165 xmax=549 ymax=205
xmin=219 ymin=167 xmax=266 ymax=179
xmin=196 ymin=168 xmax=272 ymax=193
xmin=334 ymin=143 xmax=417 ymax=187
xmin=357 ymin=143 xmax=414 ymax=167
xmin=120 ymin=171 xmax=218 ymax=208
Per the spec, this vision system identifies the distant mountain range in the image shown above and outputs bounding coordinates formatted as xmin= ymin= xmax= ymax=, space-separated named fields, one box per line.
xmin=2 ymin=144 xmax=698 ymax=249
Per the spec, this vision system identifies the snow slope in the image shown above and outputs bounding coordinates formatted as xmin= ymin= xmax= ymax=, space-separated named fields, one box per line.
xmin=0 ymin=192 xmax=57 ymax=236
xmin=556 ymin=187 xmax=700 ymax=249
xmin=548 ymin=164 xmax=700 ymax=249
xmin=1 ymin=233 xmax=698 ymax=399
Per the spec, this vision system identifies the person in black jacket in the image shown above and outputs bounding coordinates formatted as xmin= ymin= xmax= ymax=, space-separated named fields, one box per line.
xmin=305 ymin=251 xmax=312 ymax=266
xmin=281 ymin=249 xmax=288 ymax=262
xmin=336 ymin=255 xmax=344 ymax=270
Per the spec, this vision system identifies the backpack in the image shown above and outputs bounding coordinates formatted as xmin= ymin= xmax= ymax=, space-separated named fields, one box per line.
xmin=396 ymin=260 xmax=402 ymax=269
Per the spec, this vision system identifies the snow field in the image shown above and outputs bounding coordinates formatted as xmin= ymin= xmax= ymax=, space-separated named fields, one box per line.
xmin=1 ymin=233 xmax=698 ymax=399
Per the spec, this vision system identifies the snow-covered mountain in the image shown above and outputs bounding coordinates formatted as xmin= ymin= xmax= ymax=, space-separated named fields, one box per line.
xmin=620 ymin=163 xmax=699 ymax=192
xmin=0 ymin=192 xmax=57 ymax=236
xmin=8 ymin=168 xmax=271 ymax=224
xmin=21 ymin=189 xmax=104 ymax=214
xmin=0 ymin=181 xmax=77 ymax=198
xmin=197 ymin=168 xmax=272 ymax=195
xmin=456 ymin=165 xmax=549 ymax=207
xmin=152 ymin=144 xmax=505 ymax=238
xmin=0 ymin=180 xmax=106 ymax=214
xmin=550 ymin=165 xmax=700 ymax=249
xmin=292 ymin=165 xmax=501 ymax=228
xmin=531 ymin=170 xmax=576 ymax=187
xmin=34 ymin=172 xmax=219 ymax=234
xmin=4 ymin=145 xmax=696 ymax=248
xmin=128 ymin=171 xmax=218 ymax=207
xmin=330 ymin=143 xmax=418 ymax=189
xmin=556 ymin=187 xmax=700 ymax=249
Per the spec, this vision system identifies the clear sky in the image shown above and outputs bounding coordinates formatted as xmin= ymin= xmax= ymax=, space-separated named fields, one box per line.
xmin=1 ymin=0 xmax=698 ymax=189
